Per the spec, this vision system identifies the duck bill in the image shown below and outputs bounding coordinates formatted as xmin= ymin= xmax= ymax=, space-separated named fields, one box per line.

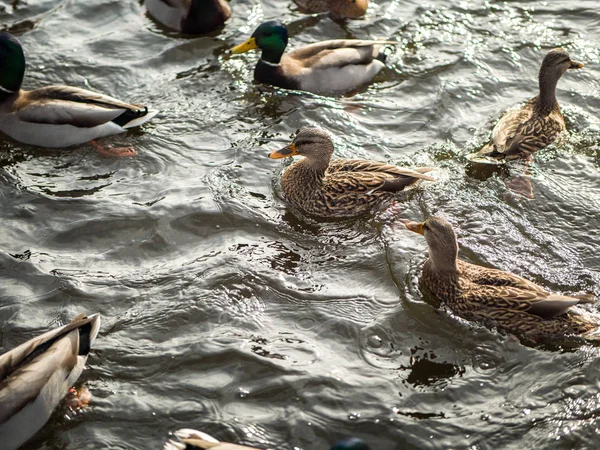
xmin=405 ymin=221 xmax=424 ymax=235
xmin=569 ymin=60 xmax=584 ymax=69
xmin=231 ymin=38 xmax=258 ymax=54
xmin=269 ymin=143 xmax=297 ymax=159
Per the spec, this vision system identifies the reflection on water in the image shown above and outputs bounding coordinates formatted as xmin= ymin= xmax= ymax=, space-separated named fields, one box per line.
xmin=1 ymin=0 xmax=600 ymax=449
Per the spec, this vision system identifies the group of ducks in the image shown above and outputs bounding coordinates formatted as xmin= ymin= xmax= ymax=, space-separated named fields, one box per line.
xmin=0 ymin=0 xmax=597 ymax=448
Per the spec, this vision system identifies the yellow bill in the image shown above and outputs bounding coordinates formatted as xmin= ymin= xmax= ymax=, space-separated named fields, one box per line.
xmin=269 ymin=143 xmax=297 ymax=159
xmin=569 ymin=60 xmax=584 ymax=69
xmin=405 ymin=221 xmax=424 ymax=235
xmin=231 ymin=37 xmax=258 ymax=54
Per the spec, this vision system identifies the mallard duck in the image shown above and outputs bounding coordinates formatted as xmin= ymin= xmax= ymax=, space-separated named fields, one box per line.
xmin=293 ymin=0 xmax=368 ymax=18
xmin=474 ymin=48 xmax=584 ymax=163
xmin=0 ymin=32 xmax=158 ymax=149
xmin=164 ymin=429 xmax=371 ymax=450
xmin=0 ymin=313 xmax=101 ymax=450
xmin=146 ymin=0 xmax=231 ymax=34
xmin=269 ymin=128 xmax=435 ymax=218
xmin=405 ymin=216 xmax=598 ymax=342
xmin=231 ymin=21 xmax=395 ymax=94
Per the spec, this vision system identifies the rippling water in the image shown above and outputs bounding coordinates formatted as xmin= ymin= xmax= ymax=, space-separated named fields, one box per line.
xmin=1 ymin=0 xmax=600 ymax=448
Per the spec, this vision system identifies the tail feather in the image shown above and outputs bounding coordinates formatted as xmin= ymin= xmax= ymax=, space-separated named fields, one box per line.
xmin=113 ymin=108 xmax=159 ymax=129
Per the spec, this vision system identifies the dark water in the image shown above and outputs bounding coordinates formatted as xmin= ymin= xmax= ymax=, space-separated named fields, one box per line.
xmin=1 ymin=0 xmax=600 ymax=449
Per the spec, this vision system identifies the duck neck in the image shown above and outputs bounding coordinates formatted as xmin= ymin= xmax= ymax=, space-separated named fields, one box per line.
xmin=536 ymin=72 xmax=559 ymax=114
xmin=261 ymin=47 xmax=285 ymax=65
xmin=428 ymin=242 xmax=459 ymax=275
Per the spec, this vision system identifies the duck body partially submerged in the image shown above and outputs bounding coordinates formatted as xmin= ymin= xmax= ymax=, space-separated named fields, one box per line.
xmin=146 ymin=0 xmax=231 ymax=34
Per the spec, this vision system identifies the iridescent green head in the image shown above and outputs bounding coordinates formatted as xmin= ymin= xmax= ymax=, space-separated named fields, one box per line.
xmin=330 ymin=438 xmax=371 ymax=450
xmin=231 ymin=21 xmax=289 ymax=64
xmin=0 ymin=32 xmax=25 ymax=94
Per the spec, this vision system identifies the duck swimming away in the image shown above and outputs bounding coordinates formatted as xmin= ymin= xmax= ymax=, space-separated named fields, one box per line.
xmin=145 ymin=0 xmax=231 ymax=34
xmin=473 ymin=47 xmax=584 ymax=163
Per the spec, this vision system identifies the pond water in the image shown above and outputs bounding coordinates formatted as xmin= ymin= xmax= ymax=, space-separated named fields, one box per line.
xmin=1 ymin=0 xmax=600 ymax=449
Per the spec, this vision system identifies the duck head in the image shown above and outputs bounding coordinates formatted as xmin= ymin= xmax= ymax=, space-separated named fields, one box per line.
xmin=330 ymin=437 xmax=371 ymax=450
xmin=538 ymin=47 xmax=583 ymax=108
xmin=0 ymin=32 xmax=25 ymax=96
xmin=405 ymin=216 xmax=459 ymax=272
xmin=231 ymin=21 xmax=288 ymax=64
xmin=269 ymin=127 xmax=335 ymax=172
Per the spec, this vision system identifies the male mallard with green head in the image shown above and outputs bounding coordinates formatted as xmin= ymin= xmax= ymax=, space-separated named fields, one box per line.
xmin=0 ymin=32 xmax=158 ymax=153
xmin=269 ymin=128 xmax=435 ymax=219
xmin=0 ymin=313 xmax=101 ymax=450
xmin=405 ymin=216 xmax=598 ymax=343
xmin=164 ymin=428 xmax=371 ymax=449
xmin=293 ymin=0 xmax=368 ymax=18
xmin=475 ymin=47 xmax=584 ymax=162
xmin=231 ymin=21 xmax=394 ymax=95
xmin=146 ymin=0 xmax=231 ymax=34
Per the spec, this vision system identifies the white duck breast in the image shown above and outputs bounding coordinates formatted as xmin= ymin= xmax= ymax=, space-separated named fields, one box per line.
xmin=0 ymin=314 xmax=101 ymax=450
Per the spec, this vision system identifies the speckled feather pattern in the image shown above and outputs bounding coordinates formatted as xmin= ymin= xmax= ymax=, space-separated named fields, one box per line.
xmin=421 ymin=259 xmax=597 ymax=340
xmin=479 ymin=97 xmax=566 ymax=160
xmin=280 ymin=158 xmax=422 ymax=218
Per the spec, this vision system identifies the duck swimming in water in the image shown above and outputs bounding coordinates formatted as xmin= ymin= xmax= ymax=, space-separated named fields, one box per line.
xmin=0 ymin=32 xmax=157 ymax=154
xmin=474 ymin=47 xmax=584 ymax=163
xmin=231 ymin=21 xmax=395 ymax=95
xmin=405 ymin=216 xmax=598 ymax=344
xmin=145 ymin=0 xmax=231 ymax=34
xmin=269 ymin=128 xmax=435 ymax=219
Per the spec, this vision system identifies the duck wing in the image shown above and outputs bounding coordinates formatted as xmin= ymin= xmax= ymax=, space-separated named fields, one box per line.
xmin=329 ymin=159 xmax=434 ymax=178
xmin=287 ymin=40 xmax=394 ymax=70
xmin=165 ymin=429 xmax=266 ymax=450
xmin=14 ymin=86 xmax=153 ymax=128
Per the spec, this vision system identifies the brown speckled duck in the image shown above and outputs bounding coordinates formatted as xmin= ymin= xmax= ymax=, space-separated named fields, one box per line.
xmin=405 ymin=216 xmax=598 ymax=343
xmin=146 ymin=0 xmax=231 ymax=34
xmin=475 ymin=48 xmax=584 ymax=162
xmin=269 ymin=128 xmax=435 ymax=219
xmin=293 ymin=0 xmax=368 ymax=18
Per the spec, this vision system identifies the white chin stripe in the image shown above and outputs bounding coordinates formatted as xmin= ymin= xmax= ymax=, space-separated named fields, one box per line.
xmin=0 ymin=85 xmax=16 ymax=94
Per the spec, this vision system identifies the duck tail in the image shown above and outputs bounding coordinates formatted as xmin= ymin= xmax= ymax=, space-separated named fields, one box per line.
xmin=380 ymin=167 xmax=436 ymax=192
xmin=113 ymin=107 xmax=159 ymax=129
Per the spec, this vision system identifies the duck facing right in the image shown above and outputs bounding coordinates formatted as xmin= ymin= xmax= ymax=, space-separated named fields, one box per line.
xmin=473 ymin=47 xmax=584 ymax=163
xmin=405 ymin=216 xmax=598 ymax=345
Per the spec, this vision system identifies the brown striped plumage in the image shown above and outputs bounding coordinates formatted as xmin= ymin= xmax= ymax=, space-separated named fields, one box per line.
xmin=477 ymin=48 xmax=584 ymax=162
xmin=293 ymin=0 xmax=368 ymax=18
xmin=269 ymin=128 xmax=435 ymax=219
xmin=406 ymin=217 xmax=598 ymax=344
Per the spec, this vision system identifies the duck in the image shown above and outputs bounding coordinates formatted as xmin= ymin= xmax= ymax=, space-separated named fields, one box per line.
xmin=293 ymin=0 xmax=368 ymax=18
xmin=164 ymin=428 xmax=371 ymax=450
xmin=0 ymin=313 xmax=101 ymax=450
xmin=0 ymin=32 xmax=158 ymax=150
xmin=231 ymin=21 xmax=395 ymax=95
xmin=145 ymin=0 xmax=231 ymax=34
xmin=269 ymin=127 xmax=435 ymax=219
xmin=474 ymin=47 xmax=584 ymax=163
xmin=405 ymin=216 xmax=598 ymax=343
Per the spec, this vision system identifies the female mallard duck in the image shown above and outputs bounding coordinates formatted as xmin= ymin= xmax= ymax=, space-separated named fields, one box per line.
xmin=0 ymin=313 xmax=101 ymax=450
xmin=146 ymin=0 xmax=231 ymax=34
xmin=231 ymin=21 xmax=394 ymax=95
xmin=405 ymin=216 xmax=598 ymax=343
xmin=269 ymin=128 xmax=435 ymax=219
xmin=474 ymin=48 xmax=584 ymax=163
xmin=293 ymin=0 xmax=368 ymax=18
xmin=0 ymin=32 xmax=158 ymax=150
xmin=165 ymin=429 xmax=371 ymax=449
